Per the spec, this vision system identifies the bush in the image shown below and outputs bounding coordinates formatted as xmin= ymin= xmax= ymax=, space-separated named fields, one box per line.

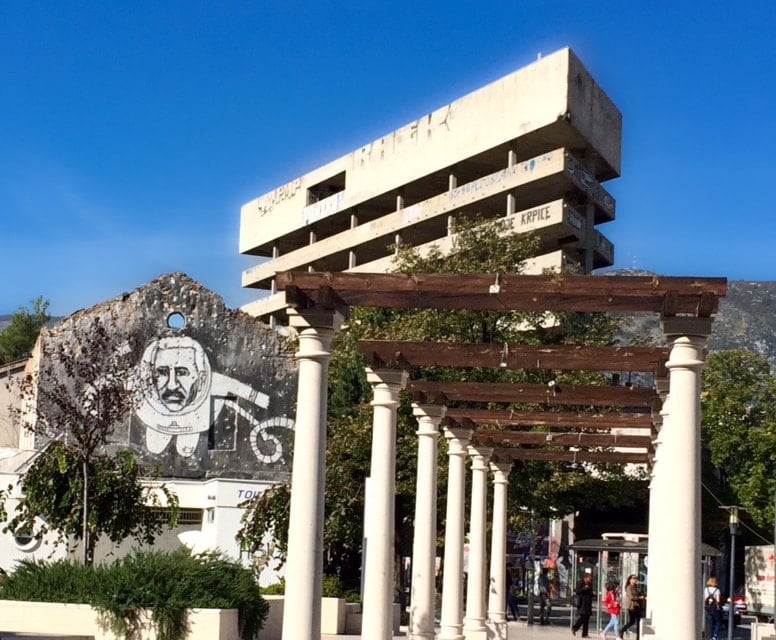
xmin=321 ymin=574 xmax=342 ymax=598
xmin=0 ymin=549 xmax=267 ymax=640
xmin=261 ymin=580 xmax=285 ymax=595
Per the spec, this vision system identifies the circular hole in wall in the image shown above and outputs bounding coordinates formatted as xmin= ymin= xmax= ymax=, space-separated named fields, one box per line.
xmin=167 ymin=312 xmax=187 ymax=330
xmin=13 ymin=526 xmax=40 ymax=552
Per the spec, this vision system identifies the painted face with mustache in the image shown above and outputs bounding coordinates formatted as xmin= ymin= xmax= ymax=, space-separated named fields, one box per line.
xmin=153 ymin=346 xmax=200 ymax=412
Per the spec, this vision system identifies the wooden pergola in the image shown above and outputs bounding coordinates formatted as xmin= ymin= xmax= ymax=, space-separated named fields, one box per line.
xmin=358 ymin=341 xmax=664 ymax=466
xmin=275 ymin=270 xmax=727 ymax=640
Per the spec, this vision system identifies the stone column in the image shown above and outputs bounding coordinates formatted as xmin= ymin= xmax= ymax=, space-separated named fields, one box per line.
xmin=657 ymin=317 xmax=712 ymax=640
xmin=645 ymin=378 xmax=669 ymax=630
xmin=408 ymin=403 xmax=446 ymax=640
xmin=362 ymin=368 xmax=409 ymax=640
xmin=281 ymin=308 xmax=343 ymax=640
xmin=487 ymin=461 xmax=512 ymax=640
xmin=439 ymin=427 xmax=473 ymax=640
xmin=464 ymin=446 xmax=493 ymax=640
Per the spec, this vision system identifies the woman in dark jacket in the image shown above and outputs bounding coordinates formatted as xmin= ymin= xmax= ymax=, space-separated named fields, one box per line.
xmin=621 ymin=574 xmax=646 ymax=640
xmin=572 ymin=572 xmax=595 ymax=637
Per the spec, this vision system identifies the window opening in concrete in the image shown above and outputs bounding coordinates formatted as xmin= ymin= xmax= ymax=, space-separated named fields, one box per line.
xmin=307 ymin=171 xmax=346 ymax=204
xmin=147 ymin=507 xmax=203 ymax=525
xmin=167 ymin=312 xmax=187 ymax=330
xmin=13 ymin=525 xmax=39 ymax=551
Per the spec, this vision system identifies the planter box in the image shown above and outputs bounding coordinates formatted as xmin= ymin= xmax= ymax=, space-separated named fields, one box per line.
xmin=261 ymin=596 xmax=346 ymax=639
xmin=0 ymin=600 xmax=239 ymax=640
xmin=344 ymin=602 xmax=400 ymax=635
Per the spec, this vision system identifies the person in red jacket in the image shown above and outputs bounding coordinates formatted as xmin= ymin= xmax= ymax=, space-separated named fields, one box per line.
xmin=600 ymin=581 xmax=622 ymax=640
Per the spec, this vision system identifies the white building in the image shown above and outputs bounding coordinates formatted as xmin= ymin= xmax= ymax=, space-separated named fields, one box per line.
xmin=240 ymin=47 xmax=621 ymax=323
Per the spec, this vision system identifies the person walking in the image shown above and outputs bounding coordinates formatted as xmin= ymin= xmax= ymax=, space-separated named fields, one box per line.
xmin=600 ymin=581 xmax=622 ymax=640
xmin=506 ymin=562 xmax=520 ymax=621
xmin=572 ymin=572 xmax=595 ymax=637
xmin=539 ymin=567 xmax=553 ymax=625
xmin=621 ymin=574 xmax=645 ymax=639
xmin=703 ymin=576 xmax=722 ymax=640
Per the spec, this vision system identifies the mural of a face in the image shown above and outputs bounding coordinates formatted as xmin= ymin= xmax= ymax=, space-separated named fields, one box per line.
xmin=153 ymin=346 xmax=200 ymax=412
xmin=141 ymin=337 xmax=211 ymax=417
xmin=135 ymin=334 xmax=275 ymax=460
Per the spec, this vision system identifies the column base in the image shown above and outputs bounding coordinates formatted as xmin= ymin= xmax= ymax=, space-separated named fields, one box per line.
xmin=462 ymin=623 xmax=488 ymax=640
xmin=486 ymin=619 xmax=507 ymax=640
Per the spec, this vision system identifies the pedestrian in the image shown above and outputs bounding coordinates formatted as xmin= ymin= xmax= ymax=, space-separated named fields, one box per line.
xmin=539 ymin=567 xmax=553 ymax=625
xmin=572 ymin=572 xmax=595 ymax=637
xmin=621 ymin=574 xmax=645 ymax=639
xmin=703 ymin=576 xmax=722 ymax=640
xmin=600 ymin=581 xmax=622 ymax=640
xmin=506 ymin=562 xmax=520 ymax=621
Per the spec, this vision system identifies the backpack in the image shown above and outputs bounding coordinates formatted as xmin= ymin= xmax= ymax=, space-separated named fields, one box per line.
xmin=704 ymin=588 xmax=719 ymax=612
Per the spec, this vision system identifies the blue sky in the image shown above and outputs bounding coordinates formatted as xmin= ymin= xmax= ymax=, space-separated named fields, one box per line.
xmin=2 ymin=1 xmax=774 ymax=316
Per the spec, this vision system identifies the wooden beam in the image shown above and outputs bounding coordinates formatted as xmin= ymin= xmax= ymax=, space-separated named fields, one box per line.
xmin=277 ymin=271 xmax=726 ymax=315
xmin=470 ymin=431 xmax=651 ymax=448
xmin=408 ymin=381 xmax=658 ymax=408
xmin=443 ymin=409 xmax=654 ymax=429
xmin=491 ymin=448 xmax=649 ymax=464
xmin=358 ymin=341 xmax=669 ymax=375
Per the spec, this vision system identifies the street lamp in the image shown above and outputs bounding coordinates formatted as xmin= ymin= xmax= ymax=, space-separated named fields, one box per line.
xmin=720 ymin=506 xmax=740 ymax=640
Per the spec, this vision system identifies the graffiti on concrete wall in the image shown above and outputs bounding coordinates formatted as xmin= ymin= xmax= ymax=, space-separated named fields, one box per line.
xmin=35 ymin=273 xmax=298 ymax=481
xmin=135 ymin=336 xmax=272 ymax=459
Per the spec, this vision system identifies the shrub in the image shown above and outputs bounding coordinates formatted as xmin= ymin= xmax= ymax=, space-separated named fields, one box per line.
xmin=321 ymin=574 xmax=342 ymax=598
xmin=261 ymin=580 xmax=285 ymax=595
xmin=0 ymin=549 xmax=267 ymax=640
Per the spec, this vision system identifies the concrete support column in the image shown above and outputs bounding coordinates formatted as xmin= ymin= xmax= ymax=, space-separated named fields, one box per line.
xmin=409 ymin=403 xmax=446 ymax=640
xmin=440 ymin=427 xmax=473 ymax=640
xmin=362 ymin=367 xmax=409 ymax=640
xmin=656 ymin=317 xmax=712 ymax=640
xmin=281 ymin=308 xmax=343 ymax=640
xmin=464 ymin=446 xmax=493 ymax=640
xmin=645 ymin=378 xmax=669 ymax=630
xmin=507 ymin=149 xmax=517 ymax=167
xmin=449 ymin=173 xmax=458 ymax=190
xmin=487 ymin=461 xmax=512 ymax=640
xmin=506 ymin=193 xmax=515 ymax=216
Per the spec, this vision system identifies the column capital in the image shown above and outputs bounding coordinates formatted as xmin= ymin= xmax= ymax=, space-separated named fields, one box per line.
xmin=412 ymin=402 xmax=447 ymax=421
xmin=665 ymin=336 xmax=707 ymax=371
xmin=661 ymin=316 xmax=713 ymax=338
xmin=467 ymin=446 xmax=493 ymax=471
xmin=365 ymin=366 xmax=409 ymax=389
xmin=412 ymin=403 xmax=446 ymax=438
xmin=444 ymin=427 xmax=472 ymax=461
xmin=287 ymin=306 xmax=345 ymax=332
xmin=489 ymin=460 xmax=512 ymax=482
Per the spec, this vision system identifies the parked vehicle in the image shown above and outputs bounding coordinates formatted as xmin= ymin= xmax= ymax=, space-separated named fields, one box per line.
xmin=745 ymin=545 xmax=775 ymax=620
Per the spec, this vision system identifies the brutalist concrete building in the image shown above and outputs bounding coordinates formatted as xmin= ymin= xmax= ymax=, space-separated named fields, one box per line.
xmin=240 ymin=47 xmax=621 ymax=323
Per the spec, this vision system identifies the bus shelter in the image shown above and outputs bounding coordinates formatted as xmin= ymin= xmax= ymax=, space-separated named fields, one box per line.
xmin=571 ymin=535 xmax=721 ymax=630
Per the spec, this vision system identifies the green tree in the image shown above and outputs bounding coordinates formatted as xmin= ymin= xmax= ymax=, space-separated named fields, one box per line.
xmin=0 ymin=296 xmax=50 ymax=364
xmin=701 ymin=349 xmax=776 ymax=530
xmin=4 ymin=310 xmax=178 ymax=564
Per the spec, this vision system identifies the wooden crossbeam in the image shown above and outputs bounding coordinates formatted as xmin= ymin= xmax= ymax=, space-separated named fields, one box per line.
xmin=469 ymin=430 xmax=651 ymax=448
xmin=443 ymin=409 xmax=653 ymax=429
xmin=492 ymin=449 xmax=650 ymax=464
xmin=278 ymin=271 xmax=726 ymax=316
xmin=358 ymin=340 xmax=669 ymax=375
xmin=409 ymin=381 xmax=658 ymax=408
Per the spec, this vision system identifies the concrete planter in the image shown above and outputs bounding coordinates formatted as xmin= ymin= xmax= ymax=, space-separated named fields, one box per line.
xmin=261 ymin=596 xmax=347 ymax=639
xmin=0 ymin=600 xmax=239 ymax=640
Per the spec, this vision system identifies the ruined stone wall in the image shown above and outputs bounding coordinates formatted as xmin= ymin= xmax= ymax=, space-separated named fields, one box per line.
xmin=33 ymin=273 xmax=298 ymax=481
